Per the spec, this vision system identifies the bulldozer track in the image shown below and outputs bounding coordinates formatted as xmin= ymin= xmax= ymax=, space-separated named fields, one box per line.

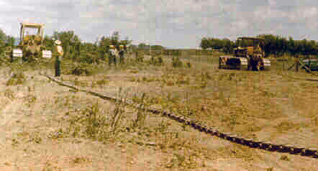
xmin=46 ymin=75 xmax=318 ymax=159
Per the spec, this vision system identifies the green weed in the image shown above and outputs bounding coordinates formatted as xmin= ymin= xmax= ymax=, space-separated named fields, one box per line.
xmin=6 ymin=71 xmax=26 ymax=86
xmin=110 ymin=88 xmax=128 ymax=134
xmin=67 ymin=102 xmax=109 ymax=141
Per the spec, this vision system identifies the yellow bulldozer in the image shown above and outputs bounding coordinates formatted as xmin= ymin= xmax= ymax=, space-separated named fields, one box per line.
xmin=219 ymin=37 xmax=271 ymax=71
xmin=12 ymin=22 xmax=52 ymax=62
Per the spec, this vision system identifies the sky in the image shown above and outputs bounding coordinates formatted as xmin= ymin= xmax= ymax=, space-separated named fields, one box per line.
xmin=0 ymin=0 xmax=318 ymax=48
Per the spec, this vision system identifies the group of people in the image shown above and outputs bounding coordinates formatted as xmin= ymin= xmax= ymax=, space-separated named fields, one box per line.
xmin=108 ymin=44 xmax=125 ymax=66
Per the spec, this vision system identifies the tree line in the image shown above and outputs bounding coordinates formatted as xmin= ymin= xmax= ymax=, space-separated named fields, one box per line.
xmin=0 ymin=28 xmax=168 ymax=64
xmin=43 ymin=31 xmax=132 ymax=64
xmin=0 ymin=29 xmax=133 ymax=64
xmin=0 ymin=29 xmax=15 ymax=56
xmin=200 ymin=34 xmax=318 ymax=57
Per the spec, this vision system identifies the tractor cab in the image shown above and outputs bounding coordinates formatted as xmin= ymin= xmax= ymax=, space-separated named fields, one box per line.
xmin=12 ymin=22 xmax=51 ymax=61
xmin=236 ymin=37 xmax=265 ymax=58
xmin=234 ymin=47 xmax=248 ymax=58
xmin=20 ymin=23 xmax=44 ymax=47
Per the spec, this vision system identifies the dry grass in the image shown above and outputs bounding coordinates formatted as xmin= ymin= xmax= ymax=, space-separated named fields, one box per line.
xmin=0 ymin=54 xmax=317 ymax=170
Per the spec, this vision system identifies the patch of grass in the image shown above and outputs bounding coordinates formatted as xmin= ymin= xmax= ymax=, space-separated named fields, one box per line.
xmin=186 ymin=62 xmax=191 ymax=68
xmin=96 ymin=78 xmax=109 ymax=87
xmin=149 ymin=55 xmax=164 ymax=66
xmin=154 ymin=120 xmax=169 ymax=134
xmin=73 ymin=78 xmax=89 ymax=87
xmin=6 ymin=71 xmax=26 ymax=86
xmin=220 ymin=113 xmax=238 ymax=131
xmin=176 ymin=74 xmax=190 ymax=86
xmin=110 ymin=88 xmax=128 ymax=134
xmin=48 ymin=128 xmax=65 ymax=140
xmin=29 ymin=134 xmax=42 ymax=144
xmin=64 ymin=63 xmax=95 ymax=76
xmin=71 ymin=156 xmax=91 ymax=165
xmin=160 ymin=72 xmax=191 ymax=87
xmin=67 ymin=102 xmax=109 ymax=141
xmin=25 ymin=94 xmax=37 ymax=107
xmin=42 ymin=161 xmax=61 ymax=171
xmin=172 ymin=56 xmax=183 ymax=68
xmin=132 ymin=93 xmax=147 ymax=129
xmin=4 ymin=88 xmax=15 ymax=100
xmin=280 ymin=155 xmax=290 ymax=161
xmin=129 ymin=69 xmax=139 ymax=73
xmin=166 ymin=153 xmax=197 ymax=169
xmin=275 ymin=121 xmax=296 ymax=132
xmin=135 ymin=50 xmax=144 ymax=62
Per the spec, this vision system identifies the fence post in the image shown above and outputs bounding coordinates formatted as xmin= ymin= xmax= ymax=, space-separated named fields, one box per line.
xmin=295 ymin=55 xmax=299 ymax=72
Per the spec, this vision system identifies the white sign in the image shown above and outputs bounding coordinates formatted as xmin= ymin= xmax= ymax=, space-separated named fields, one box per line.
xmin=13 ymin=49 xmax=23 ymax=58
xmin=42 ymin=50 xmax=52 ymax=58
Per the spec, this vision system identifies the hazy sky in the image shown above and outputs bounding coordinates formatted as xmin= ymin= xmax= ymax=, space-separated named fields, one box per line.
xmin=0 ymin=0 xmax=318 ymax=48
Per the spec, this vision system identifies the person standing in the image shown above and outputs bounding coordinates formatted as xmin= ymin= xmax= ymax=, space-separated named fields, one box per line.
xmin=119 ymin=45 xmax=125 ymax=64
xmin=108 ymin=45 xmax=117 ymax=66
xmin=54 ymin=40 xmax=63 ymax=77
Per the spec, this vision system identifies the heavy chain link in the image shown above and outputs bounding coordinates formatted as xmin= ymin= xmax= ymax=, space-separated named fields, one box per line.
xmin=46 ymin=75 xmax=318 ymax=159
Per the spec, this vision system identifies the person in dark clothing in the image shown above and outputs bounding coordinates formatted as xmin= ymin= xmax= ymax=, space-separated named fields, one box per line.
xmin=119 ymin=45 xmax=125 ymax=64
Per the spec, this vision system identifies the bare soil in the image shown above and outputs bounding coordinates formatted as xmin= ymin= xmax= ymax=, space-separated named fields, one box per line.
xmin=0 ymin=55 xmax=317 ymax=170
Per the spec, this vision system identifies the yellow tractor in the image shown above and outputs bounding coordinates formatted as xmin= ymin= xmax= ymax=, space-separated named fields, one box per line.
xmin=12 ymin=22 xmax=52 ymax=62
xmin=219 ymin=37 xmax=271 ymax=71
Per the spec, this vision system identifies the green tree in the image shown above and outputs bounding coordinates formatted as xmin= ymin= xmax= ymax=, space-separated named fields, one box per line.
xmin=43 ymin=36 xmax=54 ymax=51
xmin=53 ymin=31 xmax=81 ymax=60
xmin=6 ymin=36 xmax=15 ymax=47
xmin=222 ymin=38 xmax=233 ymax=54
xmin=97 ymin=32 xmax=132 ymax=62
xmin=200 ymin=38 xmax=210 ymax=50
xmin=0 ymin=29 xmax=7 ymax=55
xmin=80 ymin=42 xmax=99 ymax=63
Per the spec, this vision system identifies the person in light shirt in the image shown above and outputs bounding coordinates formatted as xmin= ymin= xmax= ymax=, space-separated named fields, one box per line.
xmin=108 ymin=45 xmax=118 ymax=66
xmin=54 ymin=40 xmax=63 ymax=76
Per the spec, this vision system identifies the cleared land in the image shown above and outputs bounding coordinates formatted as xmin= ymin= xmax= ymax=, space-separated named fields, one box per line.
xmin=0 ymin=54 xmax=317 ymax=170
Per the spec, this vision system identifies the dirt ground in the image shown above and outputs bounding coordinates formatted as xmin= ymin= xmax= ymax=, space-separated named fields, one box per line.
xmin=0 ymin=56 xmax=317 ymax=170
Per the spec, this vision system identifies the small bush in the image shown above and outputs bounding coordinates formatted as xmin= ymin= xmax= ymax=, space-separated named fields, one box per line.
xmin=73 ymin=78 xmax=89 ymax=87
xmin=135 ymin=51 xmax=144 ymax=62
xmin=4 ymin=89 xmax=15 ymax=100
xmin=158 ymin=56 xmax=164 ymax=64
xmin=150 ymin=55 xmax=164 ymax=66
xmin=132 ymin=93 xmax=147 ymax=129
xmin=110 ymin=88 xmax=128 ymax=134
xmin=67 ymin=103 xmax=108 ymax=140
xmin=172 ymin=57 xmax=183 ymax=67
xmin=186 ymin=62 xmax=191 ymax=68
xmin=6 ymin=72 xmax=26 ymax=86
xmin=63 ymin=63 xmax=95 ymax=76
xmin=176 ymin=75 xmax=190 ymax=85
xmin=71 ymin=63 xmax=94 ymax=76
xmin=93 ymin=78 xmax=109 ymax=88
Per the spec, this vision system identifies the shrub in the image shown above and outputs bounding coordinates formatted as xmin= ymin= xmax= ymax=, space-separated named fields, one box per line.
xmin=6 ymin=71 xmax=26 ymax=86
xmin=110 ymin=88 xmax=128 ymax=134
xmin=186 ymin=62 xmax=191 ymax=68
xmin=135 ymin=50 xmax=144 ymax=62
xmin=150 ymin=55 xmax=164 ymax=66
xmin=67 ymin=103 xmax=108 ymax=140
xmin=172 ymin=56 xmax=183 ymax=67
xmin=63 ymin=63 xmax=94 ymax=76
